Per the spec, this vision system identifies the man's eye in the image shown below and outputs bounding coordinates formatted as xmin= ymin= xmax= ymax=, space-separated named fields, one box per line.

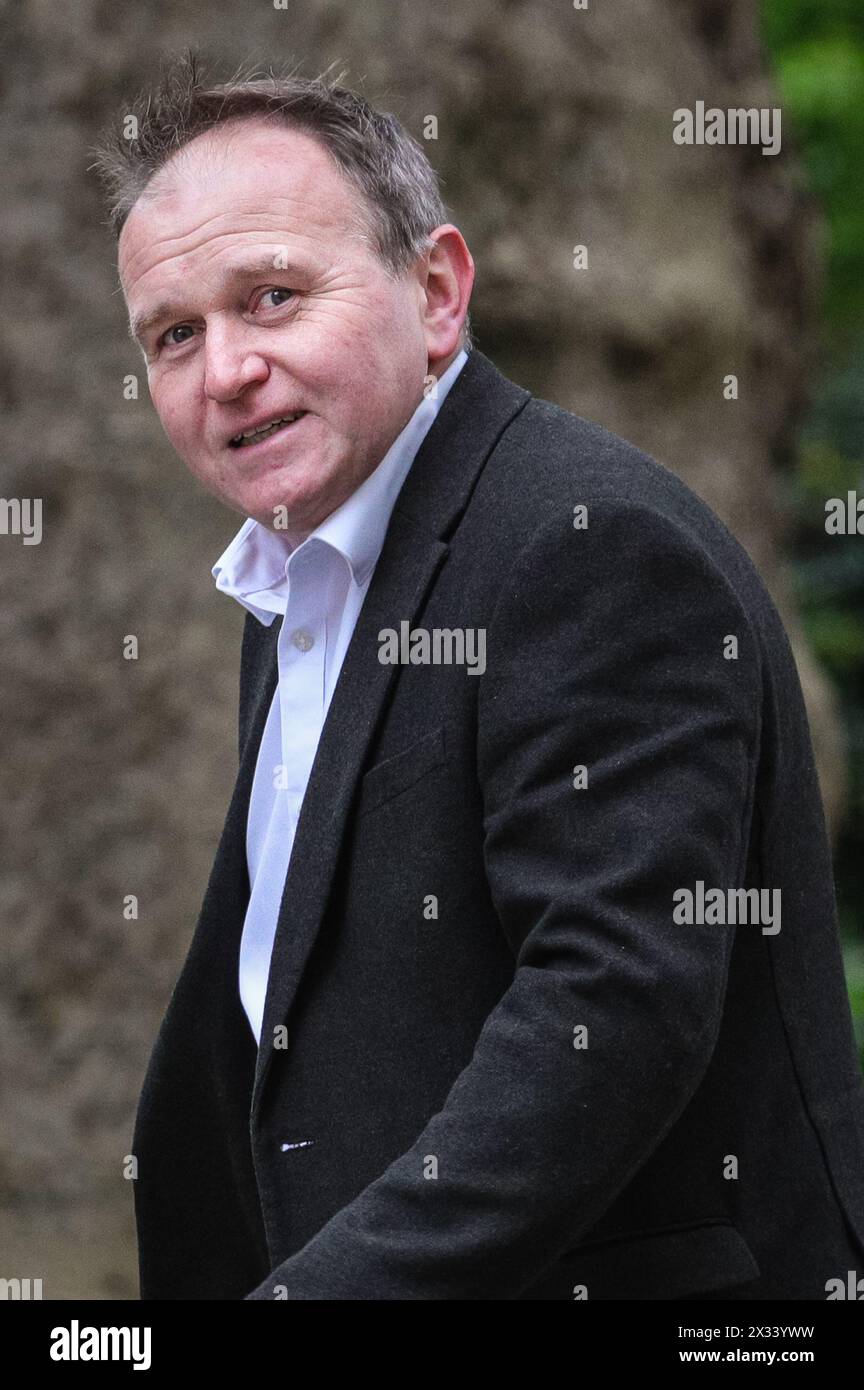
xmin=162 ymin=324 xmax=195 ymax=347
xmin=258 ymin=287 xmax=295 ymax=310
xmin=156 ymin=289 xmax=294 ymax=350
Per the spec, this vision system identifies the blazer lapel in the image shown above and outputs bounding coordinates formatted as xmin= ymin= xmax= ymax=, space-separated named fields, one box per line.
xmin=250 ymin=349 xmax=531 ymax=1124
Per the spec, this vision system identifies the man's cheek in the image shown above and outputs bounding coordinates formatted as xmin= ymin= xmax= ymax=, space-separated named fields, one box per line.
xmin=156 ymin=391 xmax=193 ymax=452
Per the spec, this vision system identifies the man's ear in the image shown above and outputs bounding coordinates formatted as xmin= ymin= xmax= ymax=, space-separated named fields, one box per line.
xmin=420 ymin=225 xmax=474 ymax=365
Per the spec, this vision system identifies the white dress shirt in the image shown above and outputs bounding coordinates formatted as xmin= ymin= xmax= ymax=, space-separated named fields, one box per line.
xmin=211 ymin=349 xmax=469 ymax=1044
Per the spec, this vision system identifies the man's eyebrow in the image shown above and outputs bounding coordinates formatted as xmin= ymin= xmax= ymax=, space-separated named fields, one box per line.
xmin=127 ymin=255 xmax=313 ymax=343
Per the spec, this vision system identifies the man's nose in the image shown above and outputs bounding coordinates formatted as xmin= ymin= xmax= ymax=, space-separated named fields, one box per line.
xmin=202 ymin=319 xmax=270 ymax=401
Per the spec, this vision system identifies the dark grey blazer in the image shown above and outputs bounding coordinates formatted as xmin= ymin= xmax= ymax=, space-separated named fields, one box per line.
xmin=132 ymin=347 xmax=864 ymax=1300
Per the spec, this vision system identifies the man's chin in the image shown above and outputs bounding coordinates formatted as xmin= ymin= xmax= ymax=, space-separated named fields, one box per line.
xmin=243 ymin=500 xmax=310 ymax=539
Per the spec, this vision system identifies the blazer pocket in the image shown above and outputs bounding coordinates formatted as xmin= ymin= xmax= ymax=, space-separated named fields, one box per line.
xmin=357 ymin=724 xmax=448 ymax=819
xmin=521 ymin=1218 xmax=761 ymax=1301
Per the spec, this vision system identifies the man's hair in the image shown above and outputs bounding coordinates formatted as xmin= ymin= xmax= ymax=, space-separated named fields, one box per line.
xmin=90 ymin=50 xmax=472 ymax=348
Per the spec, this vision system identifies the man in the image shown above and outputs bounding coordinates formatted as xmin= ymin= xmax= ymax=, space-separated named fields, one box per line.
xmin=94 ymin=59 xmax=864 ymax=1300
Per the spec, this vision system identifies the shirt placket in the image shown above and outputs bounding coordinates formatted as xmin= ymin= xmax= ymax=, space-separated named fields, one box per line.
xmin=276 ymin=546 xmax=329 ymax=830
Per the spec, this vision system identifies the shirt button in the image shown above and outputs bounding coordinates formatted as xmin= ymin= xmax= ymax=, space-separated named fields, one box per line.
xmin=291 ymin=627 xmax=315 ymax=652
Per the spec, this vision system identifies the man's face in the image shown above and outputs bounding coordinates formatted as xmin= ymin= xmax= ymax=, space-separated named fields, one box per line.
xmin=119 ymin=118 xmax=447 ymax=537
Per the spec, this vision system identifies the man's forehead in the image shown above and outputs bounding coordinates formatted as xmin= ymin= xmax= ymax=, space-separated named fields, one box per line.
xmin=118 ymin=120 xmax=363 ymax=293
xmin=150 ymin=116 xmax=344 ymax=199
xmin=122 ymin=120 xmax=356 ymax=252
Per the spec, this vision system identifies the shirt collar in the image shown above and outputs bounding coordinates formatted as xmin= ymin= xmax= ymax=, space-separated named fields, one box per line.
xmin=212 ymin=348 xmax=469 ymax=624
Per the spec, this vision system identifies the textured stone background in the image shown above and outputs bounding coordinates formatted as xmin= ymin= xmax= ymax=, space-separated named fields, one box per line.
xmin=0 ymin=0 xmax=843 ymax=1297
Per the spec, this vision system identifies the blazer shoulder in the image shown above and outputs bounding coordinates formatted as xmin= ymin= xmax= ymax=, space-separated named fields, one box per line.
xmin=493 ymin=394 xmax=710 ymax=521
xmin=483 ymin=392 xmax=769 ymax=604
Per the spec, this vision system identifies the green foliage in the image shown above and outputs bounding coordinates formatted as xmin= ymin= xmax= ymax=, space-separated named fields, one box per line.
xmin=763 ymin=2 xmax=864 ymax=344
xmin=762 ymin=1 xmax=864 ymax=1065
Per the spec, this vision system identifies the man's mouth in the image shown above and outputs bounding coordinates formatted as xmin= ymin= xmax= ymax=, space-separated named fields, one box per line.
xmin=228 ymin=412 xmax=307 ymax=449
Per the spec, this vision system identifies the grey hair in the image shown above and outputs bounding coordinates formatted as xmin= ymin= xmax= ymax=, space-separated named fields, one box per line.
xmin=90 ymin=49 xmax=472 ymax=348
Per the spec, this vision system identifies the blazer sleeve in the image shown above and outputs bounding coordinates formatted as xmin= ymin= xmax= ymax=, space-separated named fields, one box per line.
xmin=244 ymin=498 xmax=763 ymax=1299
